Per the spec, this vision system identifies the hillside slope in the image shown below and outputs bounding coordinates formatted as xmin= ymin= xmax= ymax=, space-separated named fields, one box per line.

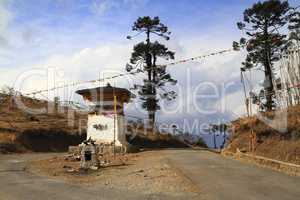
xmin=0 ymin=93 xmax=196 ymax=153
xmin=226 ymin=105 xmax=300 ymax=165
xmin=0 ymin=93 xmax=87 ymax=153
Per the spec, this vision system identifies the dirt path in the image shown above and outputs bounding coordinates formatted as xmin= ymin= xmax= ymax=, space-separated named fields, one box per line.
xmin=0 ymin=152 xmax=203 ymax=200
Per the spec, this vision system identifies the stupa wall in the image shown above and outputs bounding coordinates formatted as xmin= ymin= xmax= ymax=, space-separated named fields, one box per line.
xmin=87 ymin=113 xmax=126 ymax=146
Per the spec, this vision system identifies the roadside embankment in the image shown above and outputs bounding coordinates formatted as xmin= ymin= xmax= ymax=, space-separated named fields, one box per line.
xmin=224 ymin=105 xmax=300 ymax=175
xmin=222 ymin=149 xmax=300 ymax=176
xmin=0 ymin=93 xmax=87 ymax=153
xmin=225 ymin=105 xmax=300 ymax=165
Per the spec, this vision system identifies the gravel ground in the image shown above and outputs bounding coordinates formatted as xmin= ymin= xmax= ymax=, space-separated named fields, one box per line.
xmin=27 ymin=151 xmax=201 ymax=198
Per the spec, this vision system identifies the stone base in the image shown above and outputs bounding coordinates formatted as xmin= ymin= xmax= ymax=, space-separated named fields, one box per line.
xmin=68 ymin=146 xmax=82 ymax=156
xmin=68 ymin=143 xmax=129 ymax=156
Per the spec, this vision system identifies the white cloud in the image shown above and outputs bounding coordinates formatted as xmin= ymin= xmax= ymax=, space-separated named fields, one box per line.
xmin=0 ymin=1 xmax=11 ymax=33
xmin=90 ymin=0 xmax=113 ymax=15
xmin=6 ymin=42 xmax=134 ymax=102
xmin=90 ymin=0 xmax=148 ymax=16
xmin=43 ymin=43 xmax=132 ymax=80
xmin=0 ymin=0 xmax=12 ymax=48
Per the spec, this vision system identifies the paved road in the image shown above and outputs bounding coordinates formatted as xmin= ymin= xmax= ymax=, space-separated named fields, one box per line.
xmin=164 ymin=150 xmax=300 ymax=200
xmin=1 ymin=150 xmax=300 ymax=200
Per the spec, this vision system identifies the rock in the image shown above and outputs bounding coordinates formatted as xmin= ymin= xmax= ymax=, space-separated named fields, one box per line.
xmin=90 ymin=166 xmax=99 ymax=170
xmin=75 ymin=156 xmax=81 ymax=161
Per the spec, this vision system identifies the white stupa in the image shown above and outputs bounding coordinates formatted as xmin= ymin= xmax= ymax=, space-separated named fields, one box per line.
xmin=76 ymin=83 xmax=132 ymax=147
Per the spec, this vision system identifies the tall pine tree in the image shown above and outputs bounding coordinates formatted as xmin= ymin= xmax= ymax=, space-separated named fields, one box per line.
xmin=233 ymin=0 xmax=291 ymax=111
xmin=127 ymin=16 xmax=177 ymax=130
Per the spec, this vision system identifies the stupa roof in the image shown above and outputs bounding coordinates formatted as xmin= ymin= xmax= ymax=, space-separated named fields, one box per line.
xmin=76 ymin=83 xmax=132 ymax=103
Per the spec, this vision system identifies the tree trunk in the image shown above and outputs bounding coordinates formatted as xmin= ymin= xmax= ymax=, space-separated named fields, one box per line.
xmin=145 ymin=29 xmax=155 ymax=132
xmin=263 ymin=21 xmax=274 ymax=111
xmin=151 ymin=60 xmax=157 ymax=133
xmin=264 ymin=63 xmax=274 ymax=111
xmin=148 ymin=111 xmax=155 ymax=133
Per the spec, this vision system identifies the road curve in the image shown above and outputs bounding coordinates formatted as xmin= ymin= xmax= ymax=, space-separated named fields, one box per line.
xmin=164 ymin=149 xmax=300 ymax=200
xmin=1 ymin=151 xmax=300 ymax=200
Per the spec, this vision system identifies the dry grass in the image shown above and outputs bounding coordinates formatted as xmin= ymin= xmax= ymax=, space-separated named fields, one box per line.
xmin=0 ymin=93 xmax=87 ymax=153
xmin=0 ymin=132 xmax=16 ymax=143
xmin=227 ymin=105 xmax=300 ymax=164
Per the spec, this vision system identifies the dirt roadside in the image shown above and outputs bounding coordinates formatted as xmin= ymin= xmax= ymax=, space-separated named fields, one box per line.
xmin=27 ymin=150 xmax=201 ymax=197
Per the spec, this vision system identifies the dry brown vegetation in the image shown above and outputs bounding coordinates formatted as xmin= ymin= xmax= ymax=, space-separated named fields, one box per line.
xmin=0 ymin=93 xmax=190 ymax=153
xmin=226 ymin=105 xmax=300 ymax=165
xmin=0 ymin=93 xmax=87 ymax=153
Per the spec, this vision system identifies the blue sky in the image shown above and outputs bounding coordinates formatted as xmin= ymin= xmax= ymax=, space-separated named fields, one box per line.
xmin=6 ymin=0 xmax=260 ymax=40
xmin=0 ymin=0 xmax=299 ymax=141
xmin=2 ymin=0 xmax=298 ymax=65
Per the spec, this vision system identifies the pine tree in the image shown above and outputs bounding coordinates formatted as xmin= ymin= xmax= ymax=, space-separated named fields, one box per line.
xmin=127 ymin=16 xmax=177 ymax=130
xmin=289 ymin=10 xmax=300 ymax=42
xmin=233 ymin=0 xmax=291 ymax=111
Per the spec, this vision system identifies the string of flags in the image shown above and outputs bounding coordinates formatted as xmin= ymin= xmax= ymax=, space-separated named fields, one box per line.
xmin=25 ymin=69 xmax=143 ymax=96
xmin=25 ymin=47 xmax=237 ymax=96
xmin=166 ymin=48 xmax=234 ymax=66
